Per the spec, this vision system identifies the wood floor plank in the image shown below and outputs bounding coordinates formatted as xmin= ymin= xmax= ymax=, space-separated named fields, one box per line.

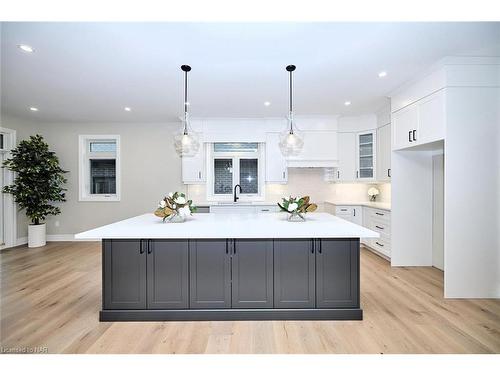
xmin=1 ymin=242 xmax=499 ymax=354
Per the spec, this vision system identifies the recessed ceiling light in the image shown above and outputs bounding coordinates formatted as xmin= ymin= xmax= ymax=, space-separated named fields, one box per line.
xmin=264 ymin=101 xmax=271 ymax=107
xmin=18 ymin=44 xmax=34 ymax=53
xmin=29 ymin=107 xmax=38 ymax=111
xmin=124 ymin=107 xmax=131 ymax=112
xmin=378 ymin=71 xmax=387 ymax=78
xmin=344 ymin=101 xmax=351 ymax=106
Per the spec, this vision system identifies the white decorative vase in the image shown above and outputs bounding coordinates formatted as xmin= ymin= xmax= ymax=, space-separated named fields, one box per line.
xmin=28 ymin=223 xmax=46 ymax=248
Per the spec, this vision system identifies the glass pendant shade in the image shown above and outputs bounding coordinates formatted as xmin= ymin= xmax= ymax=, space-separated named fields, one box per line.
xmin=280 ymin=65 xmax=303 ymax=157
xmin=279 ymin=112 xmax=304 ymax=156
xmin=174 ymin=113 xmax=200 ymax=157
xmin=175 ymin=64 xmax=200 ymax=157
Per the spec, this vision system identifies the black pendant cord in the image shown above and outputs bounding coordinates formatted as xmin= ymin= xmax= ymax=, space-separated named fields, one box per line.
xmin=286 ymin=65 xmax=296 ymax=134
xmin=183 ymin=69 xmax=188 ymax=134
xmin=181 ymin=65 xmax=191 ymax=135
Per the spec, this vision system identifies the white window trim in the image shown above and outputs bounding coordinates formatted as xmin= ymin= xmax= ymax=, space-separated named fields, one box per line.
xmin=206 ymin=143 xmax=266 ymax=202
xmin=0 ymin=126 xmax=17 ymax=250
xmin=78 ymin=135 xmax=121 ymax=202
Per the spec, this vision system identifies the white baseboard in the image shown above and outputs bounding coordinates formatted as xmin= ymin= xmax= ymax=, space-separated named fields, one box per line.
xmin=3 ymin=235 xmax=98 ymax=249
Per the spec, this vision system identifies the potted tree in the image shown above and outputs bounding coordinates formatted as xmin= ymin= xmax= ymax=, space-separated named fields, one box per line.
xmin=2 ymin=134 xmax=67 ymax=247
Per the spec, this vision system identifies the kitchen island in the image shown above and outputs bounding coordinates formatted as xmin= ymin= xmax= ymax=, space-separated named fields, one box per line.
xmin=75 ymin=212 xmax=378 ymax=321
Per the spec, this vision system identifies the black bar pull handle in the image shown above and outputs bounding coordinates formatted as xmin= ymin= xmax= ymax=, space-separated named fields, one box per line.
xmin=388 ymin=168 xmax=391 ymax=177
xmin=375 ymin=212 xmax=384 ymax=216
xmin=318 ymin=240 xmax=322 ymax=254
xmin=412 ymin=129 xmax=417 ymax=142
xmin=140 ymin=240 xmax=145 ymax=254
xmin=408 ymin=130 xmax=412 ymax=143
xmin=375 ymin=241 xmax=384 ymax=247
xmin=311 ymin=241 xmax=314 ymax=254
xmin=147 ymin=240 xmax=152 ymax=254
xmin=232 ymin=240 xmax=235 ymax=255
xmin=375 ymin=225 xmax=384 ymax=230
xmin=226 ymin=240 xmax=229 ymax=254
xmin=337 ymin=170 xmax=340 ymax=179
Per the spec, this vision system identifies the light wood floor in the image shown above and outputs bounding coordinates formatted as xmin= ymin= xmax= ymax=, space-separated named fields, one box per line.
xmin=1 ymin=242 xmax=499 ymax=354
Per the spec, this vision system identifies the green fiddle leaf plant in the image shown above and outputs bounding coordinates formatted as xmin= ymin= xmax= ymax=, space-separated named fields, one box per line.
xmin=2 ymin=134 xmax=68 ymax=225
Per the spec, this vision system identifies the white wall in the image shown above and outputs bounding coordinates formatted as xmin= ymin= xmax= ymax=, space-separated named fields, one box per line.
xmin=3 ymin=116 xmax=184 ymax=238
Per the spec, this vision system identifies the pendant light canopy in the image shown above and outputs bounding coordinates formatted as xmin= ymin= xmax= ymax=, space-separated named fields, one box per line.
xmin=174 ymin=65 xmax=200 ymax=157
xmin=279 ymin=64 xmax=304 ymax=157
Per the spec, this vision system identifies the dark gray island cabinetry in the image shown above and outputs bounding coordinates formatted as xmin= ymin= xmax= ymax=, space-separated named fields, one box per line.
xmin=100 ymin=238 xmax=361 ymax=321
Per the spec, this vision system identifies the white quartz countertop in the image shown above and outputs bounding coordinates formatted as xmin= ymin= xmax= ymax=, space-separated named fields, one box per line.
xmin=75 ymin=212 xmax=379 ymax=240
xmin=324 ymin=201 xmax=391 ymax=211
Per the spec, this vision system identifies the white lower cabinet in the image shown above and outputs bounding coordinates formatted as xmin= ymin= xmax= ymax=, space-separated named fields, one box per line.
xmin=362 ymin=207 xmax=391 ymax=258
xmin=326 ymin=203 xmax=391 ymax=259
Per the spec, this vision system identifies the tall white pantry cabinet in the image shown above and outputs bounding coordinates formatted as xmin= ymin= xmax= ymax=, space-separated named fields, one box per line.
xmin=390 ymin=56 xmax=500 ymax=298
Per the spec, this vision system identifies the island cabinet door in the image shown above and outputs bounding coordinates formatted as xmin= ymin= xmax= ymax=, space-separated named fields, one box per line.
xmin=273 ymin=239 xmax=315 ymax=308
xmin=147 ymin=240 xmax=189 ymax=309
xmin=103 ymin=239 xmax=147 ymax=310
xmin=315 ymin=239 xmax=359 ymax=308
xmin=231 ymin=239 xmax=274 ymax=308
xmin=189 ymin=240 xmax=231 ymax=309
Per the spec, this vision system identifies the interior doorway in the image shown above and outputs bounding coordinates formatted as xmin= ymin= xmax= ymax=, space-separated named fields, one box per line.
xmin=0 ymin=127 xmax=16 ymax=250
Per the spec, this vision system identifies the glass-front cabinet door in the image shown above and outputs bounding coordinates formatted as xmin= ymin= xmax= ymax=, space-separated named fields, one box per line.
xmin=356 ymin=131 xmax=376 ymax=181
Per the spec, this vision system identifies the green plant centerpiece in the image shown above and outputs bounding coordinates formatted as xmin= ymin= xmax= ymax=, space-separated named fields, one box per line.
xmin=278 ymin=195 xmax=318 ymax=222
xmin=154 ymin=192 xmax=197 ymax=223
xmin=2 ymin=134 xmax=67 ymax=247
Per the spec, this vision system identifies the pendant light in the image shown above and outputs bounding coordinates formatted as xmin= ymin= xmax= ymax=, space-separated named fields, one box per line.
xmin=279 ymin=64 xmax=304 ymax=156
xmin=174 ymin=65 xmax=200 ymax=157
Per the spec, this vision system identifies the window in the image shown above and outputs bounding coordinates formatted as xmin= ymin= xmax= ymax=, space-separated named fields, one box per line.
xmin=209 ymin=142 xmax=264 ymax=201
xmin=79 ymin=135 xmax=120 ymax=201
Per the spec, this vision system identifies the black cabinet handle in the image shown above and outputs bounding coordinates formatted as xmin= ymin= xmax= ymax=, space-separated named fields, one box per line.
xmin=375 ymin=225 xmax=384 ymax=230
xmin=356 ymin=171 xmax=359 ymax=178
xmin=198 ymin=171 xmax=201 ymax=179
xmin=232 ymin=240 xmax=235 ymax=255
xmin=412 ymin=129 xmax=417 ymax=142
xmin=283 ymin=171 xmax=286 ymax=179
xmin=311 ymin=241 xmax=314 ymax=254
xmin=408 ymin=130 xmax=412 ymax=143
xmin=375 ymin=241 xmax=384 ymax=247
xmin=388 ymin=168 xmax=391 ymax=177
xmin=340 ymin=209 xmax=348 ymax=212
xmin=226 ymin=240 xmax=229 ymax=254
xmin=147 ymin=241 xmax=152 ymax=254
xmin=375 ymin=212 xmax=384 ymax=216
xmin=337 ymin=170 xmax=340 ymax=179
xmin=318 ymin=241 xmax=322 ymax=254
xmin=353 ymin=208 xmax=356 ymax=216
xmin=261 ymin=209 xmax=270 ymax=212
xmin=140 ymin=241 xmax=145 ymax=254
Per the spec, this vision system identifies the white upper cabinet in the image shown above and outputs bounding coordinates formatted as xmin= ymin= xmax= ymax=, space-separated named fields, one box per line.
xmin=335 ymin=132 xmax=356 ymax=181
xmin=182 ymin=143 xmax=206 ymax=184
xmin=356 ymin=130 xmax=376 ymax=181
xmin=376 ymin=123 xmax=391 ymax=181
xmin=392 ymin=90 xmax=445 ymax=150
xmin=265 ymin=132 xmax=288 ymax=184
xmin=417 ymin=90 xmax=446 ymax=144
xmin=392 ymin=104 xmax=418 ymax=150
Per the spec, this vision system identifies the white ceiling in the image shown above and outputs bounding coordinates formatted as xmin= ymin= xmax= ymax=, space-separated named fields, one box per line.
xmin=1 ymin=22 xmax=500 ymax=123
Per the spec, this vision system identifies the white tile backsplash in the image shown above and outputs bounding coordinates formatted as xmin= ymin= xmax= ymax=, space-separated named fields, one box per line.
xmin=187 ymin=168 xmax=391 ymax=211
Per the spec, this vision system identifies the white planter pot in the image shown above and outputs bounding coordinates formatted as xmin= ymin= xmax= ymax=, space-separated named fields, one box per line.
xmin=28 ymin=223 xmax=46 ymax=248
